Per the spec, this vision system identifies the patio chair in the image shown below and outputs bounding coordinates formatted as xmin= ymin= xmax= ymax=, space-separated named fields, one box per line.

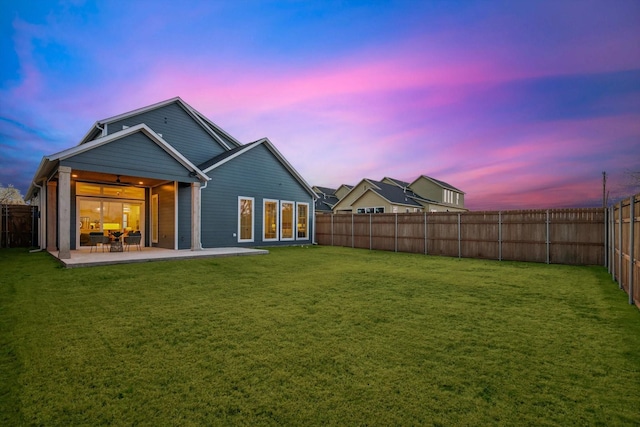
xmin=89 ymin=232 xmax=110 ymax=253
xmin=124 ymin=232 xmax=142 ymax=251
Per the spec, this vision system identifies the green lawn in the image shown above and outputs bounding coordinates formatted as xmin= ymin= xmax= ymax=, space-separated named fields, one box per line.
xmin=1 ymin=246 xmax=639 ymax=426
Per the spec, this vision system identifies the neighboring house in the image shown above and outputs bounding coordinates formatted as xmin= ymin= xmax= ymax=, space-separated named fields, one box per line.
xmin=312 ymin=186 xmax=339 ymax=213
xmin=407 ymin=175 xmax=465 ymax=211
xmin=334 ymin=184 xmax=353 ymax=200
xmin=329 ymin=175 xmax=466 ymax=214
xmin=26 ymin=97 xmax=316 ymax=259
xmin=331 ymin=179 xmax=425 ymax=214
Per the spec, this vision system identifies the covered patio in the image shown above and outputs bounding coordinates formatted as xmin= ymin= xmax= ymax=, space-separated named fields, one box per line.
xmin=47 ymin=246 xmax=268 ymax=268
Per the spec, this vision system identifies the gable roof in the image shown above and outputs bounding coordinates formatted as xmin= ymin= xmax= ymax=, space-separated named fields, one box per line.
xmin=411 ymin=175 xmax=464 ymax=193
xmin=382 ymin=177 xmax=411 ymax=188
xmin=78 ymin=97 xmax=241 ymax=152
xmin=315 ymin=194 xmax=339 ymax=212
xmin=365 ymin=180 xmax=423 ymax=207
xmin=313 ymin=186 xmax=337 ymax=196
xmin=333 ymin=178 xmax=424 ymax=212
xmin=26 ymin=124 xmax=209 ymax=199
xmin=199 ymin=137 xmax=316 ymax=199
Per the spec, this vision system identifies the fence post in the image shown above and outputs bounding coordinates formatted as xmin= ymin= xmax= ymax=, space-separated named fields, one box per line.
xmin=458 ymin=213 xmax=461 ymax=259
xmin=498 ymin=211 xmax=502 ymax=261
xmin=351 ymin=214 xmax=354 ymax=249
xmin=331 ymin=214 xmax=334 ymax=247
xmin=424 ymin=212 xmax=428 ymax=255
xmin=629 ymin=196 xmax=635 ymax=305
xmin=618 ymin=200 xmax=623 ymax=289
xmin=369 ymin=214 xmax=372 ymax=251
xmin=395 ymin=213 xmax=398 ymax=253
xmin=611 ymin=205 xmax=615 ymax=280
xmin=546 ymin=210 xmax=550 ymax=264
xmin=604 ymin=207 xmax=608 ymax=268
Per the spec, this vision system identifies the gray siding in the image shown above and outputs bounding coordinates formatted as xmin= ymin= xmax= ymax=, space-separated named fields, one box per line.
xmin=107 ymin=103 xmax=227 ymax=165
xmin=62 ymin=132 xmax=198 ymax=183
xmin=201 ymin=143 xmax=314 ymax=247
xmin=153 ymin=183 xmax=176 ymax=249
xmin=177 ymin=183 xmax=192 ymax=250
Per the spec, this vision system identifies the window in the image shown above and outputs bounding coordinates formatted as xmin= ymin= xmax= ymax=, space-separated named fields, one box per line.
xmin=356 ymin=206 xmax=385 ymax=214
xmin=280 ymin=201 xmax=294 ymax=240
xmin=76 ymin=182 xmax=145 ymax=199
xmin=238 ymin=197 xmax=254 ymax=242
xmin=297 ymin=202 xmax=309 ymax=239
xmin=263 ymin=199 xmax=278 ymax=241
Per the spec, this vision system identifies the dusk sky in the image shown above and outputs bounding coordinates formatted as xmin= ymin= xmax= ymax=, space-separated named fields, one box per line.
xmin=1 ymin=0 xmax=639 ymax=210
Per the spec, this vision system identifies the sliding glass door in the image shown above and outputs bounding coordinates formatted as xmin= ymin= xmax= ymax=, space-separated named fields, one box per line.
xmin=77 ymin=198 xmax=144 ymax=248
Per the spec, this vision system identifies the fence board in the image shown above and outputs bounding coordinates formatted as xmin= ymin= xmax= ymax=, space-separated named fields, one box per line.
xmin=315 ymin=207 xmax=606 ymax=266
xmin=1 ymin=204 xmax=38 ymax=248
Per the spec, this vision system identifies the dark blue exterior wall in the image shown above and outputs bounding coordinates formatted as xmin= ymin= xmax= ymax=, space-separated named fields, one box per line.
xmin=62 ymin=132 xmax=198 ymax=183
xmin=107 ymin=103 xmax=227 ymax=166
xmin=201 ymin=143 xmax=314 ymax=247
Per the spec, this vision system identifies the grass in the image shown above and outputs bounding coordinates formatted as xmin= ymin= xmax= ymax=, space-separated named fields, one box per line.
xmin=1 ymin=246 xmax=639 ymax=426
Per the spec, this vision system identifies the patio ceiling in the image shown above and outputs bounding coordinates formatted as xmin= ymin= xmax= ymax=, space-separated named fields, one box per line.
xmin=69 ymin=170 xmax=169 ymax=188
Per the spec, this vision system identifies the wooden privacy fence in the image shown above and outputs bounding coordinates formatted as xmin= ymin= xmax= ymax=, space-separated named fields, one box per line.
xmin=1 ymin=204 xmax=39 ymax=248
xmin=315 ymin=208 xmax=605 ymax=266
xmin=607 ymin=194 xmax=639 ymax=308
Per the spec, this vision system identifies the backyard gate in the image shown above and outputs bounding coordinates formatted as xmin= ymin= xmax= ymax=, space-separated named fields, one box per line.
xmin=1 ymin=204 xmax=39 ymax=248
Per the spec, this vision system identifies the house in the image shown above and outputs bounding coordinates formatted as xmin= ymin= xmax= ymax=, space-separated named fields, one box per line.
xmin=26 ymin=97 xmax=316 ymax=259
xmin=407 ymin=175 xmax=465 ymax=211
xmin=331 ymin=179 xmax=425 ymax=214
xmin=328 ymin=175 xmax=466 ymax=214
xmin=334 ymin=184 xmax=353 ymax=200
xmin=312 ymin=186 xmax=339 ymax=213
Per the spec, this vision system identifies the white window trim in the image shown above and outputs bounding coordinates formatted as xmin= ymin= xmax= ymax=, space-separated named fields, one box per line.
xmin=296 ymin=202 xmax=309 ymax=240
xmin=237 ymin=196 xmax=254 ymax=243
xmin=280 ymin=200 xmax=295 ymax=241
xmin=263 ymin=198 xmax=279 ymax=242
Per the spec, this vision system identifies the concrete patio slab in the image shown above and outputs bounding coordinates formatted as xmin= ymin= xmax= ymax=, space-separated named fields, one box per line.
xmin=48 ymin=247 xmax=269 ymax=268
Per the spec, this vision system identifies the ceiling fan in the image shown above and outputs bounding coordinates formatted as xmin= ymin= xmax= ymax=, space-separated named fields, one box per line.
xmin=115 ymin=175 xmax=135 ymax=185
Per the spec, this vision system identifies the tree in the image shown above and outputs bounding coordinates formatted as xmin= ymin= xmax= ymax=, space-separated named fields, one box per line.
xmin=0 ymin=184 xmax=26 ymax=205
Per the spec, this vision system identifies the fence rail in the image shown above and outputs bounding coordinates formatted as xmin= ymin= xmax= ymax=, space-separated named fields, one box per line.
xmin=607 ymin=194 xmax=639 ymax=308
xmin=1 ymin=204 xmax=38 ymax=248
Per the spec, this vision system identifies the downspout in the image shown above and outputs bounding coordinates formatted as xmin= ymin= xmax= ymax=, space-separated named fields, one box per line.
xmin=95 ymin=122 xmax=106 ymax=137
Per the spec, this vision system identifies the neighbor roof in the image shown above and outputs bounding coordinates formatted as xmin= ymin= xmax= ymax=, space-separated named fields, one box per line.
xmin=383 ymin=177 xmax=411 ymax=188
xmin=366 ymin=180 xmax=423 ymax=207
xmin=413 ymin=175 xmax=464 ymax=193
xmin=314 ymin=186 xmax=337 ymax=196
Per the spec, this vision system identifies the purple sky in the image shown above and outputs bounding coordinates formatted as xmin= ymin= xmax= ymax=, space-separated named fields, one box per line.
xmin=1 ymin=0 xmax=639 ymax=210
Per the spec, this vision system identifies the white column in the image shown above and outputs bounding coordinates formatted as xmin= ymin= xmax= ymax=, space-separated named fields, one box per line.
xmin=46 ymin=181 xmax=57 ymax=252
xmin=191 ymin=181 xmax=201 ymax=250
xmin=57 ymin=166 xmax=71 ymax=259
